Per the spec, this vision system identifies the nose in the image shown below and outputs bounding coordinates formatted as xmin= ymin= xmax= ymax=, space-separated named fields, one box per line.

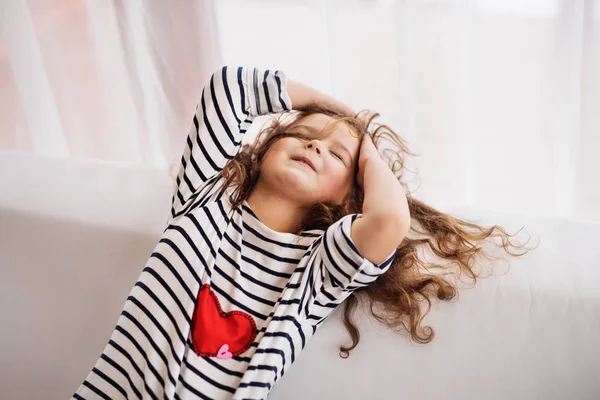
xmin=306 ymin=140 xmax=321 ymax=155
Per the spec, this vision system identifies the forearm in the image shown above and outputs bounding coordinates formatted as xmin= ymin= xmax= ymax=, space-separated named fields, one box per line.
xmin=287 ymin=79 xmax=354 ymax=115
xmin=361 ymin=157 xmax=411 ymax=233
xmin=287 ymin=79 xmax=318 ymax=109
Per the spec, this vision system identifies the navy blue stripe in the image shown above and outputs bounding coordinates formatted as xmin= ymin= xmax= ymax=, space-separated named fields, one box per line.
xmin=253 ymin=68 xmax=261 ymax=114
xmin=242 ymin=238 xmax=302 ymax=264
xmin=163 ymin=225 xmax=204 ymax=269
xmin=175 ymin=172 xmax=222 ymax=219
xmin=199 ymin=93 xmax=230 ymax=173
xmin=203 ymin=206 xmax=223 ymax=241
xmin=195 ymin=175 xmax=225 ymax=208
xmin=251 ymin=345 xmax=288 ymax=374
xmin=212 ymin=263 xmax=276 ymax=307
xmin=186 ymin=213 xmax=217 ymax=259
xmin=279 ymin=298 xmax=301 ymax=306
xmin=185 ymin=128 xmax=209 ymax=186
xmin=210 ymin=281 xmax=269 ymax=320
xmin=308 ymin=264 xmax=322 ymax=320
xmin=114 ymin=325 xmax=165 ymax=388
xmin=99 ymin=353 xmax=142 ymax=399
xmin=314 ymin=298 xmax=338 ymax=309
xmin=92 ymin=364 xmax=128 ymax=398
xmin=221 ymin=66 xmax=243 ymax=127
xmin=352 ymin=277 xmax=372 ymax=286
xmin=263 ymin=70 xmax=273 ymax=113
xmin=326 ymin=267 xmax=345 ymax=290
xmin=190 ymin=112 xmax=210 ymax=178
xmin=317 ymin=262 xmax=337 ymax=302
xmin=159 ymin=237 xmax=201 ymax=284
xmin=120 ymin=311 xmax=177 ymax=388
xmin=240 ymin=250 xmax=293 ymax=279
xmin=271 ymin=315 xmax=306 ymax=349
xmin=237 ymin=67 xmax=247 ymax=117
xmin=108 ymin=339 xmax=159 ymax=400
xmin=379 ymin=250 xmax=396 ymax=268
xmin=185 ymin=131 xmax=209 ymax=183
xmin=223 ymin=224 xmax=242 ymax=251
xmin=324 ymin=228 xmax=355 ymax=284
xmin=247 ymin=364 xmax=277 ymax=373
xmin=176 ymin=374 xmax=213 ymax=400
xmin=219 ymin=240 xmax=287 ymax=294
xmin=176 ymin=173 xmax=187 ymax=205
xmin=127 ymin=296 xmax=182 ymax=365
xmin=208 ymin=70 xmax=238 ymax=155
xmin=81 ymin=380 xmax=110 ymax=399
xmin=275 ymin=72 xmax=288 ymax=110
xmin=170 ymin=205 xmax=176 ymax=225
xmin=182 ymin=357 xmax=236 ymax=394
xmin=315 ymin=316 xmax=327 ymax=327
xmin=149 ymin=252 xmax=194 ymax=302
xmin=242 ymin=222 xmax=312 ymax=250
xmin=241 ymin=204 xmax=322 ymax=240
xmin=302 ymin=259 xmax=317 ymax=319
xmin=342 ymin=215 xmax=369 ymax=259
xmin=263 ymin=331 xmax=296 ymax=363
xmin=216 ymin=198 xmax=232 ymax=225
xmin=142 ymin=267 xmax=191 ymax=324
xmin=238 ymin=380 xmax=271 ymax=390
xmin=202 ymin=356 xmax=245 ymax=378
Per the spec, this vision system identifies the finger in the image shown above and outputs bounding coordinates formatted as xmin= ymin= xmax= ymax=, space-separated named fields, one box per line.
xmin=361 ymin=135 xmax=374 ymax=150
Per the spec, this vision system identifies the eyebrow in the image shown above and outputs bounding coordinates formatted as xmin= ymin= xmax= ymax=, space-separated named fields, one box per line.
xmin=294 ymin=124 xmax=354 ymax=164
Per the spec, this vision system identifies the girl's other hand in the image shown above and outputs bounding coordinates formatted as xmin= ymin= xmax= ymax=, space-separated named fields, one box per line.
xmin=356 ymin=134 xmax=381 ymax=189
xmin=314 ymin=96 xmax=355 ymax=117
xmin=288 ymin=79 xmax=354 ymax=117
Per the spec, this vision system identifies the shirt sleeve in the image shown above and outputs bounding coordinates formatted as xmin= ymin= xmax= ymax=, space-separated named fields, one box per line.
xmin=297 ymin=213 xmax=397 ymax=325
xmin=169 ymin=66 xmax=292 ymax=220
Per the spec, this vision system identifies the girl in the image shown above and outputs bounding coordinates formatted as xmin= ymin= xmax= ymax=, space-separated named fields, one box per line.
xmin=72 ymin=66 xmax=530 ymax=399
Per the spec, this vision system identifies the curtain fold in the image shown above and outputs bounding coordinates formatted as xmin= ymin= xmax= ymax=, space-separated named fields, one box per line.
xmin=0 ymin=0 xmax=220 ymax=168
xmin=1 ymin=0 xmax=598 ymax=221
xmin=214 ymin=0 xmax=600 ymax=222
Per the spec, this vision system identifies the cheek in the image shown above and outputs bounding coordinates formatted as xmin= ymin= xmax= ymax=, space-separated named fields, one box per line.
xmin=262 ymin=144 xmax=287 ymax=164
xmin=260 ymin=153 xmax=281 ymax=175
xmin=327 ymin=162 xmax=353 ymax=186
xmin=266 ymin=141 xmax=294 ymax=162
xmin=259 ymin=146 xmax=294 ymax=177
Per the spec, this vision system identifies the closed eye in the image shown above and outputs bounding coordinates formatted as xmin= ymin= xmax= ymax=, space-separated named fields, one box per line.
xmin=290 ymin=131 xmax=346 ymax=164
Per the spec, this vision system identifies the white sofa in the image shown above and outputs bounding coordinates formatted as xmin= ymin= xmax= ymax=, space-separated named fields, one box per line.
xmin=1 ymin=150 xmax=598 ymax=400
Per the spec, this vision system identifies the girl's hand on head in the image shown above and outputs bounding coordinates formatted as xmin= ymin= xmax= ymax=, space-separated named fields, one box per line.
xmin=356 ymin=134 xmax=381 ymax=189
xmin=315 ymin=96 xmax=355 ymax=117
xmin=288 ymin=79 xmax=354 ymax=117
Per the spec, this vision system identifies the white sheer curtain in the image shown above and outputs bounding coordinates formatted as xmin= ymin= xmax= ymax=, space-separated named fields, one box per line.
xmin=0 ymin=0 xmax=220 ymax=168
xmin=1 ymin=0 xmax=598 ymax=222
xmin=216 ymin=0 xmax=600 ymax=223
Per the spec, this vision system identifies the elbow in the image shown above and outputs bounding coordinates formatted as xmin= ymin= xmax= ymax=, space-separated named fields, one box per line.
xmin=399 ymin=215 xmax=411 ymax=239
xmin=371 ymin=212 xmax=411 ymax=246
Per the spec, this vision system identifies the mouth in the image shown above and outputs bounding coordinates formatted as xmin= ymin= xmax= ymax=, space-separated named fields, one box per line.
xmin=292 ymin=157 xmax=316 ymax=172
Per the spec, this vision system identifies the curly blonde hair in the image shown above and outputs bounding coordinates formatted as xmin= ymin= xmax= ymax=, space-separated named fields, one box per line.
xmin=169 ymin=105 xmax=536 ymax=358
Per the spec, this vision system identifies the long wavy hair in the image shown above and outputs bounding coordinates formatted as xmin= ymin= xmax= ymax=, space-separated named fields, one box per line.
xmin=170 ymin=105 xmax=535 ymax=358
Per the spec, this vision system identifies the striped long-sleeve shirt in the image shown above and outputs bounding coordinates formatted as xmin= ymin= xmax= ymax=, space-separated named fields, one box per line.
xmin=71 ymin=66 xmax=396 ymax=400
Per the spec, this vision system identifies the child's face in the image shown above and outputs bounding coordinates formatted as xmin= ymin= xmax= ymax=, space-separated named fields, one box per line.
xmin=259 ymin=113 xmax=360 ymax=207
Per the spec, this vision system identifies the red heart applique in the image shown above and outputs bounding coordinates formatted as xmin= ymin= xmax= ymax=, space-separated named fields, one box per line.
xmin=190 ymin=284 xmax=257 ymax=358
